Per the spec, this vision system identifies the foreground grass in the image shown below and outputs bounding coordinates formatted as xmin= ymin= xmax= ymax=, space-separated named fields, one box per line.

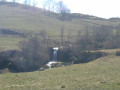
xmin=0 ymin=55 xmax=120 ymax=90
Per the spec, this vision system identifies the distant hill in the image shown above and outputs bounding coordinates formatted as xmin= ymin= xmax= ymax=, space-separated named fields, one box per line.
xmin=0 ymin=2 xmax=120 ymax=50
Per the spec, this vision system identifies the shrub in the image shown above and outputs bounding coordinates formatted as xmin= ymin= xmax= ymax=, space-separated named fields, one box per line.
xmin=58 ymin=47 xmax=105 ymax=64
xmin=0 ymin=50 xmax=19 ymax=70
xmin=58 ymin=47 xmax=73 ymax=62
xmin=116 ymin=51 xmax=120 ymax=56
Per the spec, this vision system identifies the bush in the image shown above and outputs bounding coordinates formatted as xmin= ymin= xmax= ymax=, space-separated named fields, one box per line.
xmin=0 ymin=50 xmax=19 ymax=70
xmin=116 ymin=51 xmax=120 ymax=56
xmin=58 ymin=47 xmax=105 ymax=64
xmin=58 ymin=47 xmax=73 ymax=62
xmin=74 ymin=51 xmax=105 ymax=63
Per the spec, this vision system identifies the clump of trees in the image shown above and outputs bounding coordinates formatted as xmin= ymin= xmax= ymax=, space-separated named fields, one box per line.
xmin=42 ymin=0 xmax=70 ymax=13
xmin=15 ymin=37 xmax=50 ymax=72
xmin=0 ymin=37 xmax=50 ymax=72
xmin=56 ymin=24 xmax=120 ymax=63
xmin=75 ymin=25 xmax=120 ymax=50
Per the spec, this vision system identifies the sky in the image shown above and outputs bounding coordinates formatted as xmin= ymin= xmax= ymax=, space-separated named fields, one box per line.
xmin=63 ymin=0 xmax=120 ymax=19
xmin=16 ymin=0 xmax=120 ymax=19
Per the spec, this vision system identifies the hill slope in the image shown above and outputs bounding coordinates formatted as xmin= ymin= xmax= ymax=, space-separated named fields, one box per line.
xmin=0 ymin=54 xmax=120 ymax=90
xmin=0 ymin=2 xmax=120 ymax=50
xmin=0 ymin=2 xmax=120 ymax=34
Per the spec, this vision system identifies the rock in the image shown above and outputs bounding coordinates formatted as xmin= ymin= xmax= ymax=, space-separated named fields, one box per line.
xmin=39 ymin=65 xmax=49 ymax=71
xmin=51 ymin=62 xmax=63 ymax=68
xmin=61 ymin=85 xmax=65 ymax=88
xmin=39 ymin=67 xmax=45 ymax=71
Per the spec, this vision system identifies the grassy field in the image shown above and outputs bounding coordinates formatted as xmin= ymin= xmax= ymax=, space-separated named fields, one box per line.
xmin=0 ymin=52 xmax=120 ymax=90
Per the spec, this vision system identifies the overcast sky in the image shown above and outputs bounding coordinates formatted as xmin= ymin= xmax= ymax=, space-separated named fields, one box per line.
xmin=63 ymin=0 xmax=120 ymax=19
xmin=16 ymin=0 xmax=120 ymax=19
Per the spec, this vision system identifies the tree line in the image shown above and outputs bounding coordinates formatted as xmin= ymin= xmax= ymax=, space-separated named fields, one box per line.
xmin=39 ymin=24 xmax=120 ymax=50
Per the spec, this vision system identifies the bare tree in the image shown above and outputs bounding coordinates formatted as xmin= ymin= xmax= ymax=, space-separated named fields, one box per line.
xmin=116 ymin=29 xmax=120 ymax=48
xmin=24 ymin=0 xmax=31 ymax=6
xmin=60 ymin=26 xmax=64 ymax=46
xmin=11 ymin=0 xmax=18 ymax=6
xmin=40 ymin=29 xmax=47 ymax=41
xmin=18 ymin=37 xmax=50 ymax=71
xmin=56 ymin=0 xmax=70 ymax=13
xmin=42 ymin=0 xmax=48 ymax=13
xmin=1 ymin=0 xmax=7 ymax=3
xmin=56 ymin=0 xmax=71 ymax=20
xmin=77 ymin=30 xmax=81 ymax=41
xmin=67 ymin=30 xmax=71 ymax=42
xmin=32 ymin=0 xmax=37 ymax=7
xmin=42 ymin=0 xmax=56 ymax=13
xmin=50 ymin=0 xmax=57 ymax=12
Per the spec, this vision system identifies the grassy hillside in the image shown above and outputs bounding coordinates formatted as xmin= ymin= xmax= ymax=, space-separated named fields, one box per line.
xmin=0 ymin=2 xmax=84 ymax=34
xmin=0 ymin=2 xmax=120 ymax=50
xmin=0 ymin=2 xmax=120 ymax=34
xmin=0 ymin=53 xmax=120 ymax=90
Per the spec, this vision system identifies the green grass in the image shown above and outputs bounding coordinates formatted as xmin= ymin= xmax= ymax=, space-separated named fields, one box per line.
xmin=0 ymin=54 xmax=120 ymax=90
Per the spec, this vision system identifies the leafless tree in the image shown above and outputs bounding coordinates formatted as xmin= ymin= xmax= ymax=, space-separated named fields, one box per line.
xmin=11 ymin=0 xmax=18 ymax=6
xmin=24 ymin=0 xmax=31 ymax=6
xmin=56 ymin=0 xmax=71 ymax=20
xmin=42 ymin=0 xmax=56 ymax=13
xmin=77 ymin=30 xmax=81 ymax=41
xmin=1 ymin=0 xmax=7 ymax=3
xmin=67 ymin=30 xmax=71 ymax=42
xmin=32 ymin=0 xmax=37 ymax=7
xmin=60 ymin=26 xmax=64 ymax=46
xmin=40 ymin=29 xmax=47 ymax=41
xmin=18 ymin=37 xmax=50 ymax=71
xmin=56 ymin=0 xmax=70 ymax=13
xmin=42 ymin=0 xmax=47 ymax=13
